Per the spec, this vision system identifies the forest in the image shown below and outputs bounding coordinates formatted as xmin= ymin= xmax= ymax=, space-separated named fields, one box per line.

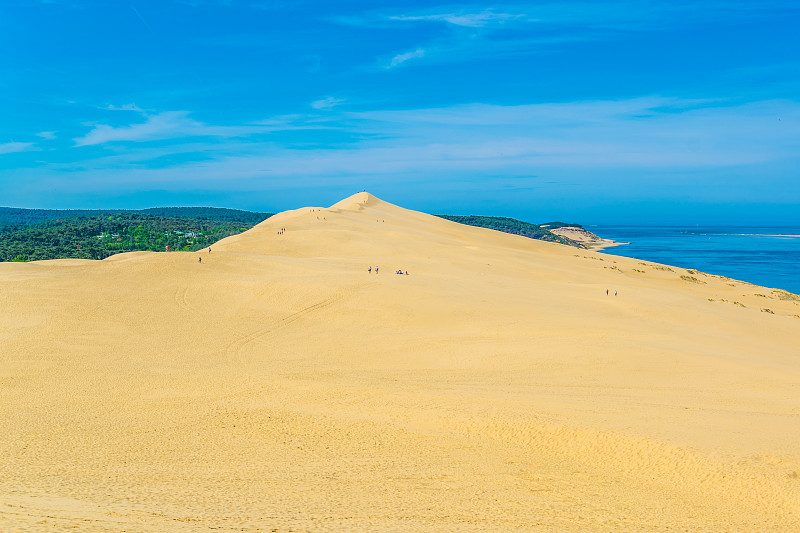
xmin=0 ymin=208 xmax=272 ymax=262
xmin=436 ymin=215 xmax=583 ymax=247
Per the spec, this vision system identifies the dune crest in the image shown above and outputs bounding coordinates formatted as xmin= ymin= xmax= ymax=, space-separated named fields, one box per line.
xmin=329 ymin=190 xmax=383 ymax=211
xmin=2 ymin=192 xmax=800 ymax=532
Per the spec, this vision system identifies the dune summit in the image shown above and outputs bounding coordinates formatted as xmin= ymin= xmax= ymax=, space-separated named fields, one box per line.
xmin=2 ymin=192 xmax=799 ymax=532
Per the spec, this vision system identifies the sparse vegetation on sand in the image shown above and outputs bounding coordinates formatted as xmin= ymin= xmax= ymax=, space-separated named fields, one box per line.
xmin=773 ymin=289 xmax=800 ymax=301
xmin=680 ymin=275 xmax=706 ymax=284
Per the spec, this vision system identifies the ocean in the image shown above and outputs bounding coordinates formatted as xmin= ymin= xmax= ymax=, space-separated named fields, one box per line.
xmin=591 ymin=226 xmax=800 ymax=295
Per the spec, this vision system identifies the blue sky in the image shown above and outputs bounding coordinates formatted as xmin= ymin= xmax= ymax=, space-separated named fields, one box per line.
xmin=1 ymin=0 xmax=798 ymax=223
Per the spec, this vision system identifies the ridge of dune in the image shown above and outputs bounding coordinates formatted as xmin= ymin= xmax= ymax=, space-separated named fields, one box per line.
xmin=2 ymin=192 xmax=800 ymax=532
xmin=329 ymin=190 xmax=383 ymax=210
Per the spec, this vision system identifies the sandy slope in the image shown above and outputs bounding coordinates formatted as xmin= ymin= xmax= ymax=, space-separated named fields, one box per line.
xmin=2 ymin=192 xmax=799 ymax=532
xmin=549 ymin=226 xmax=625 ymax=249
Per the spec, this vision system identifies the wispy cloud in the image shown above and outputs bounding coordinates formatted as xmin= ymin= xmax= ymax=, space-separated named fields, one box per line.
xmin=37 ymin=131 xmax=57 ymax=140
xmin=73 ymin=110 xmax=342 ymax=147
xmin=74 ymin=111 xmax=268 ymax=146
xmin=373 ymin=2 xmax=800 ymax=31
xmin=311 ymin=97 xmax=345 ymax=110
xmin=103 ymin=103 xmax=146 ymax=112
xmin=387 ymin=10 xmax=526 ymax=27
xmin=9 ymin=96 xmax=800 ymax=218
xmin=0 ymin=142 xmax=35 ymax=155
xmin=386 ymin=48 xmax=426 ymax=69
xmin=341 ymin=98 xmax=800 ymax=171
xmin=59 ymin=97 xmax=800 ymax=181
xmin=378 ymin=34 xmax=592 ymax=70
xmin=130 ymin=4 xmax=154 ymax=34
xmin=351 ymin=2 xmax=800 ymax=70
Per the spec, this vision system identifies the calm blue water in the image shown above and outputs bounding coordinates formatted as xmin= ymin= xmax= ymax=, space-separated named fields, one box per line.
xmin=592 ymin=226 xmax=800 ymax=295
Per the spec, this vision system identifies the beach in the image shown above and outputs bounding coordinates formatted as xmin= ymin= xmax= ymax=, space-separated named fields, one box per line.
xmin=2 ymin=192 xmax=799 ymax=532
xmin=548 ymin=225 xmax=626 ymax=250
xmin=595 ymin=225 xmax=800 ymax=295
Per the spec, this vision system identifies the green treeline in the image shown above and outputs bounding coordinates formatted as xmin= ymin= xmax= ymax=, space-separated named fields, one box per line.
xmin=0 ymin=209 xmax=272 ymax=262
xmin=0 ymin=206 xmax=587 ymax=262
xmin=0 ymin=206 xmax=269 ymax=234
xmin=539 ymin=221 xmax=584 ymax=230
xmin=137 ymin=207 xmax=270 ymax=224
xmin=435 ymin=215 xmax=584 ymax=247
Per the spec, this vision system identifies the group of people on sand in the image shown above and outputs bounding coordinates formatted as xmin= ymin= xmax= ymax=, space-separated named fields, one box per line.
xmin=367 ymin=266 xmax=408 ymax=275
xmin=277 ymin=227 xmax=286 ymax=235
xmin=606 ymin=289 xmax=618 ymax=296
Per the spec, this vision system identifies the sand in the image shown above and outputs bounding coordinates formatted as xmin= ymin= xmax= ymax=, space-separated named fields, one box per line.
xmin=1 ymin=192 xmax=799 ymax=532
xmin=549 ymin=226 xmax=625 ymax=250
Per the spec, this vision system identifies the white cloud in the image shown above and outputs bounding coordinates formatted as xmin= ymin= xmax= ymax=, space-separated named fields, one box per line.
xmin=388 ymin=10 xmax=525 ymax=27
xmin=0 ymin=142 xmax=35 ymax=155
xmin=386 ymin=48 xmax=426 ymax=69
xmin=311 ymin=97 xmax=345 ymax=110
xmin=377 ymin=2 xmax=798 ymax=31
xmin=61 ymin=98 xmax=800 ymax=180
xmin=37 ymin=131 xmax=57 ymax=140
xmin=74 ymin=111 xmax=269 ymax=146
xmin=104 ymin=103 xmax=146 ymax=112
xmin=14 ymin=97 xmax=796 ymax=216
xmin=349 ymin=2 xmax=800 ymax=71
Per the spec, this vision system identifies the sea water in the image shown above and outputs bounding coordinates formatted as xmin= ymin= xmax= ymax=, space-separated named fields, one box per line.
xmin=592 ymin=226 xmax=800 ymax=295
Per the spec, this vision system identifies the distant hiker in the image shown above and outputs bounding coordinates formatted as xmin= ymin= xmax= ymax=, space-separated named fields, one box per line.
xmin=375 ymin=266 xmax=378 ymax=274
xmin=606 ymin=289 xmax=609 ymax=295
xmin=208 ymin=248 xmax=211 ymax=253
xmin=199 ymin=257 xmax=202 ymax=263
xmin=405 ymin=271 xmax=408 ymax=275
xmin=615 ymin=290 xmax=618 ymax=296
xmin=368 ymin=266 xmax=372 ymax=273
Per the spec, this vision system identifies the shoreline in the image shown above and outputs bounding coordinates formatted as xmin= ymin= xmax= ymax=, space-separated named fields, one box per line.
xmin=586 ymin=239 xmax=629 ymax=250
xmin=589 ymin=225 xmax=800 ymax=295
xmin=548 ymin=226 xmax=629 ymax=250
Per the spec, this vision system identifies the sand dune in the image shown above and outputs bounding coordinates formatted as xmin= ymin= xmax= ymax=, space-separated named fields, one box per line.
xmin=549 ymin=225 xmax=624 ymax=249
xmin=2 ymin=192 xmax=799 ymax=532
